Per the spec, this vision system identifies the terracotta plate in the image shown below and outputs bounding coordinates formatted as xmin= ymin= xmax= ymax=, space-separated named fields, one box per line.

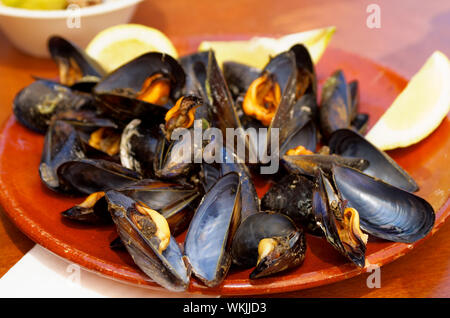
xmin=0 ymin=37 xmax=449 ymax=296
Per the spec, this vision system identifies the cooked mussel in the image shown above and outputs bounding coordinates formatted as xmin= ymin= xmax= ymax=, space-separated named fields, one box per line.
xmin=48 ymin=36 xmax=106 ymax=89
xmin=332 ymin=165 xmax=435 ymax=243
xmin=57 ymin=159 xmax=141 ymax=195
xmin=223 ymin=61 xmax=260 ymax=99
xmin=329 ymin=128 xmax=419 ymax=192
xmin=319 ymin=70 xmax=352 ymax=139
xmin=119 ymin=179 xmax=201 ymax=236
xmin=120 ymin=119 xmax=164 ymax=178
xmin=13 ymin=79 xmax=97 ymax=134
xmin=106 ymin=190 xmax=190 ymax=291
xmin=231 ymin=212 xmax=306 ymax=279
xmin=313 ymin=168 xmax=368 ymax=267
xmin=61 ymin=191 xmax=110 ymax=224
xmin=184 ymin=172 xmax=241 ymax=287
xmin=282 ymin=153 xmax=369 ymax=177
xmin=94 ymin=52 xmax=185 ymax=123
xmin=180 ymin=51 xmax=209 ymax=99
xmin=39 ymin=119 xmax=85 ymax=192
xmin=261 ymin=174 xmax=322 ymax=235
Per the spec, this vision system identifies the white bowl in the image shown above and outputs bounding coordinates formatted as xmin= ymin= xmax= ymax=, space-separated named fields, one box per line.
xmin=0 ymin=0 xmax=143 ymax=57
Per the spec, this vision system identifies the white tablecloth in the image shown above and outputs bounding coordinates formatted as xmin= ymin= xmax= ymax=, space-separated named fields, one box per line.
xmin=0 ymin=244 xmax=216 ymax=298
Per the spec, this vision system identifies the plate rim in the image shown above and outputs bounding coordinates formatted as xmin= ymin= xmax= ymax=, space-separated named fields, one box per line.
xmin=0 ymin=46 xmax=448 ymax=296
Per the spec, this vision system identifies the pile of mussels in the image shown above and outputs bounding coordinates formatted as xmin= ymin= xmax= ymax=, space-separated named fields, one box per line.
xmin=12 ymin=36 xmax=435 ymax=292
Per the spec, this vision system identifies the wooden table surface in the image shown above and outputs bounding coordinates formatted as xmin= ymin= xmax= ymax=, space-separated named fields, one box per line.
xmin=0 ymin=0 xmax=449 ymax=297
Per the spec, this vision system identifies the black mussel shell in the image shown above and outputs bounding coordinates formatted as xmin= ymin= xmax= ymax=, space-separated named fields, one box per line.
xmin=184 ymin=172 xmax=241 ymax=287
xmin=13 ymin=80 xmax=96 ymax=134
xmin=312 ymin=168 xmax=367 ymax=267
xmin=261 ymin=174 xmax=322 ymax=235
xmin=118 ymin=179 xmax=201 ymax=236
xmin=223 ymin=61 xmax=260 ymax=98
xmin=332 ymin=165 xmax=435 ymax=243
xmin=106 ymin=190 xmax=190 ymax=291
xmin=48 ymin=36 xmax=106 ymax=88
xmin=61 ymin=192 xmax=110 ymax=224
xmin=329 ymin=128 xmax=419 ymax=192
xmin=39 ymin=120 xmax=85 ymax=192
xmin=231 ymin=212 xmax=306 ymax=279
xmin=279 ymin=118 xmax=317 ymax=156
xmin=219 ymin=146 xmax=260 ymax=221
xmin=348 ymin=80 xmax=359 ymax=120
xmin=319 ymin=70 xmax=352 ymax=139
xmin=57 ymin=159 xmax=141 ymax=195
xmin=282 ymin=153 xmax=369 ymax=177
xmin=94 ymin=52 xmax=185 ymax=123
xmin=180 ymin=51 xmax=209 ymax=99
xmin=351 ymin=113 xmax=369 ymax=134
xmin=289 ymin=44 xmax=317 ymax=97
xmin=120 ymin=119 xmax=164 ymax=178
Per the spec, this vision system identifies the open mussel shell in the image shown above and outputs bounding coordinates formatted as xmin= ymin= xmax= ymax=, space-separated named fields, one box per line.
xmin=61 ymin=191 xmax=111 ymax=224
xmin=282 ymin=153 xmax=369 ymax=178
xmin=93 ymin=52 xmax=185 ymax=122
xmin=313 ymin=168 xmax=367 ymax=267
xmin=153 ymin=128 xmax=200 ymax=181
xmin=319 ymin=70 xmax=352 ymax=140
xmin=265 ymin=51 xmax=298 ymax=150
xmin=279 ymin=118 xmax=317 ymax=156
xmin=218 ymin=145 xmax=260 ymax=221
xmin=289 ymin=43 xmax=317 ymax=97
xmin=206 ymin=51 xmax=244 ymax=135
xmin=57 ymin=159 xmax=141 ymax=195
xmin=180 ymin=51 xmax=209 ymax=99
xmin=13 ymin=79 xmax=97 ymax=134
xmin=231 ymin=212 xmax=306 ymax=279
xmin=120 ymin=119 xmax=164 ymax=178
xmin=223 ymin=61 xmax=260 ymax=98
xmin=118 ymin=179 xmax=201 ymax=236
xmin=105 ymin=190 xmax=190 ymax=291
xmin=39 ymin=120 xmax=85 ymax=192
xmin=48 ymin=36 xmax=106 ymax=89
xmin=329 ymin=128 xmax=419 ymax=192
xmin=184 ymin=172 xmax=242 ymax=287
xmin=261 ymin=174 xmax=322 ymax=235
xmin=332 ymin=165 xmax=435 ymax=243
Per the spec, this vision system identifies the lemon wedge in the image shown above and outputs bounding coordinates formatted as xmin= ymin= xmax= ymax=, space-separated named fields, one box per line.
xmin=86 ymin=24 xmax=178 ymax=73
xmin=366 ymin=51 xmax=450 ymax=151
xmin=197 ymin=26 xmax=336 ymax=69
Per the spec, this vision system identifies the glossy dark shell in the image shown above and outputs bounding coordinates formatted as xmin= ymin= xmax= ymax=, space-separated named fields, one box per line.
xmin=48 ymin=36 xmax=106 ymax=84
xmin=94 ymin=52 xmax=185 ymax=122
xmin=261 ymin=174 xmax=322 ymax=235
xmin=57 ymin=159 xmax=141 ymax=195
xmin=106 ymin=190 xmax=190 ymax=291
xmin=312 ymin=168 xmax=366 ymax=267
xmin=223 ymin=61 xmax=260 ymax=98
xmin=319 ymin=70 xmax=351 ymax=139
xmin=332 ymin=165 xmax=435 ymax=243
xmin=231 ymin=212 xmax=306 ymax=279
xmin=120 ymin=119 xmax=164 ymax=178
xmin=184 ymin=172 xmax=241 ymax=287
xmin=329 ymin=128 xmax=419 ymax=192
xmin=39 ymin=120 xmax=85 ymax=192
xmin=13 ymin=80 xmax=96 ymax=134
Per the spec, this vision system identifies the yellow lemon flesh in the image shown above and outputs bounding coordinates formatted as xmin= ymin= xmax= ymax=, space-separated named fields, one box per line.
xmin=86 ymin=24 xmax=178 ymax=73
xmin=1 ymin=0 xmax=66 ymax=9
xmin=366 ymin=51 xmax=450 ymax=151
xmin=197 ymin=26 xmax=336 ymax=69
